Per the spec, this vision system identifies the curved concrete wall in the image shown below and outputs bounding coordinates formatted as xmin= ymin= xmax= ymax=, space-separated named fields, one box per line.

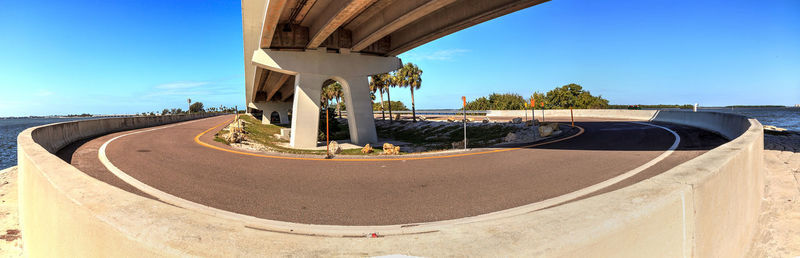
xmin=488 ymin=109 xmax=750 ymax=139
xmin=17 ymin=111 xmax=763 ymax=257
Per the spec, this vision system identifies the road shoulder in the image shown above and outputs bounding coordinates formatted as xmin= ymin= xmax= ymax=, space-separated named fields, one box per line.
xmin=0 ymin=166 xmax=22 ymax=257
xmin=749 ymin=133 xmax=800 ymax=257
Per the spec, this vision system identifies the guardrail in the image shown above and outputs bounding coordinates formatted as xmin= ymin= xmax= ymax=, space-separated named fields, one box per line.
xmin=16 ymin=110 xmax=763 ymax=256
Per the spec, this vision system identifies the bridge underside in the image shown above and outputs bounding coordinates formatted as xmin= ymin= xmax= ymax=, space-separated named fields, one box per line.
xmin=242 ymin=0 xmax=550 ymax=148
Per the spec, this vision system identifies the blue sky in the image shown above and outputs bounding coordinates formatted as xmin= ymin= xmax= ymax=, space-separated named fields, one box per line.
xmin=1 ymin=0 xmax=798 ymax=116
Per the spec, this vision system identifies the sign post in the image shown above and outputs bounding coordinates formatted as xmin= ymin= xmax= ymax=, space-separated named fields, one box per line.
xmin=531 ymin=99 xmax=536 ymax=125
xmin=541 ymin=102 xmax=545 ymax=122
xmin=462 ymin=96 xmax=467 ymax=150
xmin=570 ymin=107 xmax=575 ymax=127
xmin=524 ymin=103 xmax=528 ymax=122
xmin=326 ymin=107 xmax=331 ymax=158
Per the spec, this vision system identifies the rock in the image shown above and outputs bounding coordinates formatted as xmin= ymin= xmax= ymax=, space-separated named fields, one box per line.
xmin=382 ymin=143 xmax=401 ymax=155
xmin=419 ymin=116 xmax=427 ymax=121
xmin=511 ymin=117 xmax=523 ymax=124
xmin=447 ymin=117 xmax=457 ymax=122
xmin=547 ymin=122 xmax=560 ymax=131
xmin=482 ymin=117 xmax=490 ymax=123
xmin=394 ymin=113 xmax=402 ymax=121
xmin=328 ymin=141 xmax=342 ymax=154
xmin=225 ymin=132 xmax=245 ymax=143
xmin=452 ymin=139 xmax=469 ymax=149
xmin=525 ymin=120 xmax=533 ymax=126
xmin=225 ymin=120 xmax=246 ymax=134
xmin=765 ymin=125 xmax=790 ymax=135
xmin=504 ymin=132 xmax=518 ymax=142
xmin=361 ymin=143 xmax=373 ymax=154
xmin=539 ymin=126 xmax=554 ymax=137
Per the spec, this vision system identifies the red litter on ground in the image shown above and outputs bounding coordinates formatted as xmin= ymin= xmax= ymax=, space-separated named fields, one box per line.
xmin=370 ymin=233 xmax=379 ymax=238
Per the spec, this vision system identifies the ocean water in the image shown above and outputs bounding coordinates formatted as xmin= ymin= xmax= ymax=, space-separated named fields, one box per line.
xmin=701 ymin=107 xmax=800 ymax=131
xmin=0 ymin=108 xmax=798 ymax=170
xmin=0 ymin=117 xmax=93 ymax=170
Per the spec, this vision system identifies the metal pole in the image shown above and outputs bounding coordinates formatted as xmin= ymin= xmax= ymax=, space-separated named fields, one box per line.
xmin=570 ymin=108 xmax=574 ymax=127
xmin=326 ymin=107 xmax=330 ymax=156
xmin=541 ymin=103 xmax=545 ymax=122
xmin=462 ymin=96 xmax=467 ymax=150
xmin=531 ymin=99 xmax=535 ymax=125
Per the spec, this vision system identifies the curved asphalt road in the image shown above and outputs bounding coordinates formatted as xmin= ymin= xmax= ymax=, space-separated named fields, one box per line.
xmin=59 ymin=115 xmax=727 ymax=225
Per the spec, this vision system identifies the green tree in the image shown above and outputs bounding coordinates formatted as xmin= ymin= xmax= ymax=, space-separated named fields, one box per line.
xmin=189 ymin=102 xmax=204 ymax=113
xmin=373 ymin=101 xmax=408 ymax=111
xmin=321 ymin=80 xmax=344 ymax=117
xmin=464 ymin=93 xmax=526 ymax=110
xmin=395 ymin=63 xmax=423 ymax=122
xmin=539 ymin=83 xmax=609 ymax=109
xmin=530 ymin=92 xmax=547 ymax=108
xmin=161 ymin=109 xmax=169 ymax=115
xmin=369 ymin=74 xmax=390 ymax=120
xmin=386 ymin=72 xmax=399 ymax=122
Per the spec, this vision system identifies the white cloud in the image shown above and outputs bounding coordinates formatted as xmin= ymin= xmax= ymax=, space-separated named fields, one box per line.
xmin=403 ymin=49 xmax=470 ymax=61
xmin=155 ymin=81 xmax=210 ymax=89
xmin=144 ymin=80 xmax=241 ymax=100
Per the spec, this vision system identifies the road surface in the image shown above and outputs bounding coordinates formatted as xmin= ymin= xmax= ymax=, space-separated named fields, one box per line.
xmin=58 ymin=115 xmax=727 ymax=225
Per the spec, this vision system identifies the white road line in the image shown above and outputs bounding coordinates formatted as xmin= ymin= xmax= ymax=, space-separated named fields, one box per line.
xmin=98 ymin=120 xmax=680 ymax=237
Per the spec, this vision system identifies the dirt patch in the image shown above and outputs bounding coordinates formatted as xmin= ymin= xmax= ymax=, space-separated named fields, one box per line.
xmin=0 ymin=167 xmax=23 ymax=257
xmin=747 ymin=132 xmax=800 ymax=257
xmin=0 ymin=229 xmax=20 ymax=241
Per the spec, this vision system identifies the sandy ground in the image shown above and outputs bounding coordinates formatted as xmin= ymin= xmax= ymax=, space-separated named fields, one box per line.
xmin=0 ymin=167 xmax=22 ymax=257
xmin=748 ymin=132 xmax=800 ymax=257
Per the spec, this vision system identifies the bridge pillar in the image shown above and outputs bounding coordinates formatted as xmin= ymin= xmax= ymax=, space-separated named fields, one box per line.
xmin=289 ymin=74 xmax=326 ymax=148
xmin=252 ymin=48 xmax=401 ymax=149
xmin=340 ymin=76 xmax=377 ymax=145
xmin=251 ymin=102 xmax=291 ymax=124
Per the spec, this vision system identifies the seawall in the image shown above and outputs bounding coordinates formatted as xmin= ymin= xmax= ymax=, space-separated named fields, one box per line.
xmin=16 ymin=110 xmax=763 ymax=257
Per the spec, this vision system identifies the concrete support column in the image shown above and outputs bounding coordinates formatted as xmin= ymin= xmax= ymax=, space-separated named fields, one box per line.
xmin=250 ymin=101 xmax=291 ymax=125
xmin=289 ymin=74 xmax=327 ymax=148
xmin=278 ymin=110 xmax=289 ymax=124
xmin=340 ymin=76 xmax=377 ymax=145
xmin=252 ymin=49 xmax=401 ymax=148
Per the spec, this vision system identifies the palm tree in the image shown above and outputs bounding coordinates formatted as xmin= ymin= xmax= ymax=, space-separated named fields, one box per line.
xmin=321 ymin=81 xmax=344 ymax=118
xmin=387 ymin=72 xmax=403 ymax=122
xmin=396 ymin=63 xmax=423 ymax=122
xmin=321 ymin=82 xmax=333 ymax=109
xmin=331 ymin=82 xmax=343 ymax=118
xmin=370 ymin=74 xmax=389 ymax=120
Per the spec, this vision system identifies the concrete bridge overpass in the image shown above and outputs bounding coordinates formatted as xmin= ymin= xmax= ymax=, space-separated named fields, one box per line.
xmin=242 ymin=0 xmax=550 ymax=148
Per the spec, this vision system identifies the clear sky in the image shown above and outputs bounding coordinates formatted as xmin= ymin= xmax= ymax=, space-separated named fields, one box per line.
xmin=1 ymin=0 xmax=798 ymax=116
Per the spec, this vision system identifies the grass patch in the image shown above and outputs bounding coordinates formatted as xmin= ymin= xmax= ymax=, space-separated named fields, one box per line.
xmin=221 ymin=115 xmax=517 ymax=155
xmin=376 ymin=122 xmax=516 ymax=148
xmin=231 ymin=114 xmax=382 ymax=155
xmin=214 ymin=129 xmax=230 ymax=145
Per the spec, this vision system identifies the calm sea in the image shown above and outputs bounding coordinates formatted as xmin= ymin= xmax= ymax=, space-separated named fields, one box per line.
xmin=0 ymin=108 xmax=798 ymax=170
xmin=0 ymin=117 xmax=94 ymax=170
xmin=700 ymin=107 xmax=800 ymax=131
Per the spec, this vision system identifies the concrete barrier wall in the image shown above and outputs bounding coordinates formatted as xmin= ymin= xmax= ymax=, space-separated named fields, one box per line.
xmin=488 ymin=109 xmax=749 ymax=140
xmin=16 ymin=111 xmax=763 ymax=257
xmin=487 ymin=109 xmax=660 ymax=121
xmin=17 ymin=114 xmax=221 ymax=257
